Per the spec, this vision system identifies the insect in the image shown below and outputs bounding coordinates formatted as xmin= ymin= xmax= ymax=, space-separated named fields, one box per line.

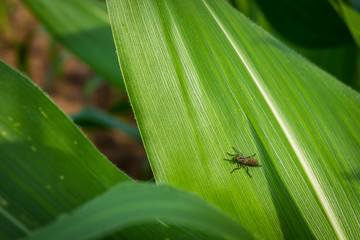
xmin=224 ymin=147 xmax=262 ymax=178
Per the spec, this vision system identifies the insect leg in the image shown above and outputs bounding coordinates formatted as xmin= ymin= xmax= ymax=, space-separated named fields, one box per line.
xmin=232 ymin=147 xmax=243 ymax=156
xmin=230 ymin=167 xmax=242 ymax=174
xmin=245 ymin=166 xmax=252 ymax=178
xmin=248 ymin=154 xmax=256 ymax=158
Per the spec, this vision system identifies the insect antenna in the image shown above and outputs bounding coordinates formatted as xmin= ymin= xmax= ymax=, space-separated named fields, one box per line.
xmin=226 ymin=152 xmax=237 ymax=156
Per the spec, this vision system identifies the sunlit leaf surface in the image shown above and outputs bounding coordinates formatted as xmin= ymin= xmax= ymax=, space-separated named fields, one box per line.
xmin=108 ymin=0 xmax=360 ymax=239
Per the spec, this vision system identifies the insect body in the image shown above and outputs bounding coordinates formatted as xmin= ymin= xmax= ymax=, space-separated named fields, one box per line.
xmin=224 ymin=147 xmax=262 ymax=178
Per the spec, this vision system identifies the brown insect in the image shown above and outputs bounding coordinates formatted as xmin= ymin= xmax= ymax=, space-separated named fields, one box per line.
xmin=224 ymin=147 xmax=262 ymax=178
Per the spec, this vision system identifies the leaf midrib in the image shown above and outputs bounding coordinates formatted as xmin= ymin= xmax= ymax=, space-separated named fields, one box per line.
xmin=200 ymin=0 xmax=346 ymax=238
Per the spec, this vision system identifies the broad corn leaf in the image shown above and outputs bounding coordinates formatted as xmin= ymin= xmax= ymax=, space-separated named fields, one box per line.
xmin=26 ymin=182 xmax=255 ymax=240
xmin=107 ymin=0 xmax=360 ymax=239
xmin=0 ymin=60 xmax=129 ymax=239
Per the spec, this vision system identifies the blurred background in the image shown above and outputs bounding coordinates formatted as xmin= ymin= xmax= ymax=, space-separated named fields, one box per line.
xmin=0 ymin=0 xmax=152 ymax=181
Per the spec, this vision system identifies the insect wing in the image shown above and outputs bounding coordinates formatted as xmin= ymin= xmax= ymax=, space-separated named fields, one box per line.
xmin=245 ymin=159 xmax=259 ymax=166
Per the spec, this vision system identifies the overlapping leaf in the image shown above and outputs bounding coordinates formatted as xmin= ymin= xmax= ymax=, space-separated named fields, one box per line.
xmin=26 ymin=182 xmax=254 ymax=240
xmin=253 ymin=0 xmax=353 ymax=46
xmin=0 ymin=61 xmax=129 ymax=239
xmin=338 ymin=1 xmax=360 ymax=47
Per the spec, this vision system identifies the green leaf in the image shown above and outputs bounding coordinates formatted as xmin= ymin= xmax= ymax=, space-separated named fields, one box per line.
xmin=25 ymin=182 xmax=254 ymax=240
xmin=291 ymin=44 xmax=360 ymax=90
xmin=70 ymin=107 xmax=141 ymax=142
xmin=0 ymin=60 xmax=130 ymax=239
xmin=107 ymin=0 xmax=360 ymax=239
xmin=338 ymin=1 xmax=360 ymax=47
xmin=0 ymin=60 xmax=238 ymax=240
xmin=229 ymin=0 xmax=360 ymax=90
xmin=21 ymin=0 xmax=124 ymax=89
xmin=252 ymin=0 xmax=353 ymax=47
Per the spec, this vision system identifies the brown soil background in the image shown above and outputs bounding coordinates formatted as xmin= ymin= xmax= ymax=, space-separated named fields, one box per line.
xmin=0 ymin=0 xmax=152 ymax=180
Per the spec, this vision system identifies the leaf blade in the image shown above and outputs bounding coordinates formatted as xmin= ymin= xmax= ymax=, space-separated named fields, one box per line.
xmin=0 ymin=60 xmax=130 ymax=239
xmin=21 ymin=0 xmax=124 ymax=89
xmin=107 ymin=0 xmax=360 ymax=239
xmin=25 ymin=182 xmax=255 ymax=240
